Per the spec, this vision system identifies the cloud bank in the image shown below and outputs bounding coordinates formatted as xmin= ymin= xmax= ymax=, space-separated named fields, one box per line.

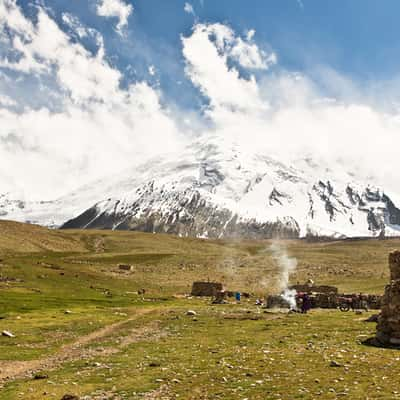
xmin=0 ymin=1 xmax=400 ymax=201
xmin=0 ymin=0 xmax=183 ymax=199
xmin=182 ymin=23 xmax=400 ymax=191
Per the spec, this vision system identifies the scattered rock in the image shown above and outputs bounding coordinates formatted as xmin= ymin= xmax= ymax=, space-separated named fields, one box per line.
xmin=330 ymin=360 xmax=342 ymax=368
xmin=61 ymin=395 xmax=79 ymax=400
xmin=34 ymin=373 xmax=48 ymax=380
xmin=149 ymin=362 xmax=161 ymax=367
xmin=186 ymin=310 xmax=197 ymax=316
xmin=2 ymin=330 xmax=15 ymax=337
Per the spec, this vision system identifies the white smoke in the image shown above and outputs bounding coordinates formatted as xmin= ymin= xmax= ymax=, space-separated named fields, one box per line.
xmin=270 ymin=242 xmax=297 ymax=291
xmin=281 ymin=288 xmax=297 ymax=310
xmin=270 ymin=242 xmax=298 ymax=309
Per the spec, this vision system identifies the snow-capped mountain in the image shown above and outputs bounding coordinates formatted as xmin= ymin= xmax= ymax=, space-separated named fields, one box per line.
xmin=2 ymin=135 xmax=400 ymax=239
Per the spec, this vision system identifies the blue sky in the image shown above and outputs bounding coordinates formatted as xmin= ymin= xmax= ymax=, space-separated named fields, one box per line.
xmin=2 ymin=0 xmax=400 ymax=199
xmin=12 ymin=0 xmax=400 ymax=109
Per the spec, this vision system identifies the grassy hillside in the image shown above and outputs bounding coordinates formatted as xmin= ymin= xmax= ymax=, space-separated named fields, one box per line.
xmin=0 ymin=221 xmax=399 ymax=399
xmin=0 ymin=220 xmax=86 ymax=253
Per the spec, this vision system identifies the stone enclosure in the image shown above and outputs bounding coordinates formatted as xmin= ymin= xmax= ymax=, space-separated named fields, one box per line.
xmin=191 ymin=281 xmax=224 ymax=297
xmin=267 ymin=283 xmax=382 ymax=310
xmin=376 ymin=250 xmax=400 ymax=346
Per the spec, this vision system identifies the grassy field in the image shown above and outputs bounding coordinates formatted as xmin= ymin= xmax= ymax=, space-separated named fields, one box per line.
xmin=1 ymin=220 xmax=400 ymax=399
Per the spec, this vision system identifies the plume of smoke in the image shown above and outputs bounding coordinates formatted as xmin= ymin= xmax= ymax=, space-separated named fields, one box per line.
xmin=270 ymin=242 xmax=297 ymax=291
xmin=281 ymin=288 xmax=297 ymax=310
xmin=270 ymin=241 xmax=298 ymax=309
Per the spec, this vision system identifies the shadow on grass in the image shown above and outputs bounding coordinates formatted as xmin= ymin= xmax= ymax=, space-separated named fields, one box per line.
xmin=362 ymin=336 xmax=400 ymax=350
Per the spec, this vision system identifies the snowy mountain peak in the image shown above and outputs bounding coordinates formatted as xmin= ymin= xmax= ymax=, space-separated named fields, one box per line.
xmin=2 ymin=135 xmax=400 ymax=239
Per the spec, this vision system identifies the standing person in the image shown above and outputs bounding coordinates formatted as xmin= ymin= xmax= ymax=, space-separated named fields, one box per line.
xmin=235 ymin=292 xmax=241 ymax=302
xmin=359 ymin=293 xmax=369 ymax=311
xmin=301 ymin=293 xmax=311 ymax=314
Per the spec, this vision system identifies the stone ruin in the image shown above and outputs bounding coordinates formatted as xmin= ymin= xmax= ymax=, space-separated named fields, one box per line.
xmin=118 ymin=264 xmax=133 ymax=271
xmin=267 ymin=282 xmax=382 ymax=310
xmin=290 ymin=284 xmax=338 ymax=295
xmin=376 ymin=250 xmax=400 ymax=346
xmin=267 ymin=284 xmax=338 ymax=309
xmin=191 ymin=281 xmax=224 ymax=297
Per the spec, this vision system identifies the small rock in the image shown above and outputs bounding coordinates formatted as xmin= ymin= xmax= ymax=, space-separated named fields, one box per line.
xmin=330 ymin=360 xmax=342 ymax=368
xmin=61 ymin=395 xmax=79 ymax=400
xmin=186 ymin=310 xmax=197 ymax=316
xmin=149 ymin=362 xmax=161 ymax=367
xmin=64 ymin=310 xmax=72 ymax=314
xmin=2 ymin=330 xmax=15 ymax=338
xmin=34 ymin=373 xmax=48 ymax=380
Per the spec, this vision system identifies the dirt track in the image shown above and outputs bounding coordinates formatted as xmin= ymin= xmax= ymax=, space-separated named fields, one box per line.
xmin=0 ymin=307 xmax=161 ymax=386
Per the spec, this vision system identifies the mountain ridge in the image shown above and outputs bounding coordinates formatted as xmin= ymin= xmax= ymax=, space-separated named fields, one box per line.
xmin=2 ymin=135 xmax=400 ymax=239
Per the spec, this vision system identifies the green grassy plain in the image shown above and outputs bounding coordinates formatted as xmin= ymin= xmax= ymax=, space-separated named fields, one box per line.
xmin=0 ymin=220 xmax=400 ymax=399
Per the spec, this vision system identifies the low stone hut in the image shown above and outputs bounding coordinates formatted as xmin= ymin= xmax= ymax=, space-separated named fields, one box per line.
xmin=118 ymin=264 xmax=132 ymax=271
xmin=191 ymin=281 xmax=223 ymax=297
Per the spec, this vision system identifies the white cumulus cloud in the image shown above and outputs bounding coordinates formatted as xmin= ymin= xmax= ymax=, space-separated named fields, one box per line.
xmin=1 ymin=4 xmax=400 ymax=206
xmin=0 ymin=1 xmax=184 ymax=199
xmin=181 ymin=22 xmax=400 ymax=192
xmin=96 ymin=0 xmax=133 ymax=35
xmin=182 ymin=23 xmax=275 ymax=117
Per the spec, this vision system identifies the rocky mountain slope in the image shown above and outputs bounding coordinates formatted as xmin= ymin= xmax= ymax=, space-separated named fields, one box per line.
xmin=2 ymin=135 xmax=400 ymax=239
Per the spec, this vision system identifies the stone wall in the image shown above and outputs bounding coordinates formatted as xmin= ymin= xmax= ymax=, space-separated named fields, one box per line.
xmin=191 ymin=281 xmax=223 ymax=297
xmin=289 ymin=284 xmax=338 ymax=294
xmin=376 ymin=251 xmax=400 ymax=346
xmin=266 ymin=292 xmax=381 ymax=310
